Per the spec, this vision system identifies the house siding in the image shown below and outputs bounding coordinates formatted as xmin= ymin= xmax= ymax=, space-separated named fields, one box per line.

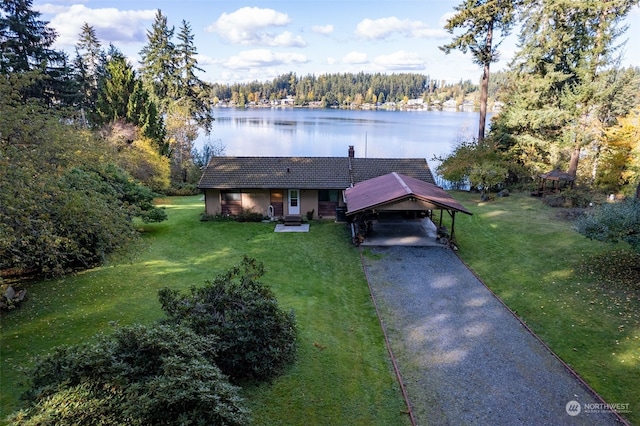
xmin=300 ymin=189 xmax=318 ymax=218
xmin=242 ymin=190 xmax=270 ymax=215
xmin=203 ymin=189 xmax=271 ymax=217
xmin=198 ymin=152 xmax=434 ymax=220
xmin=204 ymin=189 xmax=222 ymax=215
xmin=204 ymin=188 xmax=342 ymax=219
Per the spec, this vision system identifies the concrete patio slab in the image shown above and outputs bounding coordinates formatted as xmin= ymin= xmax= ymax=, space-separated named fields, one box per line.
xmin=274 ymin=224 xmax=310 ymax=233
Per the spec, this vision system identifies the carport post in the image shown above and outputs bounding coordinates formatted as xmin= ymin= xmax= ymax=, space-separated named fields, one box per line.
xmin=438 ymin=210 xmax=443 ymax=227
xmin=450 ymin=211 xmax=456 ymax=241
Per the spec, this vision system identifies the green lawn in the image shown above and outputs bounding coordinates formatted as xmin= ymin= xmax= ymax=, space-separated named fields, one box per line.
xmin=0 ymin=196 xmax=408 ymax=425
xmin=2 ymin=193 xmax=638 ymax=425
xmin=452 ymin=191 xmax=639 ymax=425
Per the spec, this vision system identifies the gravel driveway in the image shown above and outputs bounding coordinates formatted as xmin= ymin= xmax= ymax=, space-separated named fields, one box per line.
xmin=361 ymin=246 xmax=624 ymax=426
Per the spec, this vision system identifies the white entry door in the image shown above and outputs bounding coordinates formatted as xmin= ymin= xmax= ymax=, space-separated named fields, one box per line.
xmin=288 ymin=189 xmax=300 ymax=215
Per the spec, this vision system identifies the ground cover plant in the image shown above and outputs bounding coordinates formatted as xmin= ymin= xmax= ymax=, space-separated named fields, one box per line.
xmin=9 ymin=324 xmax=249 ymax=426
xmin=452 ymin=191 xmax=639 ymax=425
xmin=0 ymin=196 xmax=407 ymax=425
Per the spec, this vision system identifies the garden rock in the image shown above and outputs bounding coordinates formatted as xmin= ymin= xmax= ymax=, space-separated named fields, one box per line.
xmin=1 ymin=285 xmax=27 ymax=310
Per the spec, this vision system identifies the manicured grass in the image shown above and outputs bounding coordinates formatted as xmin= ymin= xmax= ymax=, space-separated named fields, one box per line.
xmin=0 ymin=196 xmax=408 ymax=425
xmin=3 ymin=193 xmax=638 ymax=424
xmin=452 ymin=191 xmax=640 ymax=425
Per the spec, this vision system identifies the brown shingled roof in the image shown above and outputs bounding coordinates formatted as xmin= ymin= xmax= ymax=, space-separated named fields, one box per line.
xmin=198 ymin=156 xmax=435 ymax=189
xmin=539 ymin=169 xmax=575 ymax=181
xmin=198 ymin=157 xmax=351 ymax=189
xmin=350 ymin=158 xmax=435 ymax=184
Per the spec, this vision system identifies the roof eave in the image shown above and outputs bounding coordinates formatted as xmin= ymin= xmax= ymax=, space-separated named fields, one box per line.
xmin=346 ymin=194 xmax=472 ymax=216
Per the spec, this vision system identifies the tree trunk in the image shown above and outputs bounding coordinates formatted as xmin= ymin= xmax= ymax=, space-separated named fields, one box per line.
xmin=479 ymin=63 xmax=489 ymax=143
xmin=567 ymin=144 xmax=580 ymax=178
xmin=636 ymin=181 xmax=640 ymax=199
xmin=478 ymin=21 xmax=493 ymax=143
xmin=590 ymin=143 xmax=601 ymax=184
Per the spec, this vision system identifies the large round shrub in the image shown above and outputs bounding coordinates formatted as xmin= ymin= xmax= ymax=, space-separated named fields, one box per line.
xmin=158 ymin=257 xmax=298 ymax=382
xmin=10 ymin=324 xmax=249 ymax=426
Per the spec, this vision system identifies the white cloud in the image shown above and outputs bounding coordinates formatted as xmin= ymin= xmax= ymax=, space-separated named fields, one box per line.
xmin=356 ymin=16 xmax=447 ymax=40
xmin=35 ymin=3 xmax=72 ymax=15
xmin=46 ymin=4 xmax=155 ymax=48
xmin=374 ymin=50 xmax=425 ymax=70
xmin=312 ymin=24 xmax=334 ymax=35
xmin=356 ymin=17 xmax=403 ymax=39
xmin=342 ymin=51 xmax=368 ymax=64
xmin=223 ymin=49 xmax=308 ymax=70
xmin=195 ymin=54 xmax=220 ymax=67
xmin=412 ymin=27 xmax=450 ymax=38
xmin=438 ymin=12 xmax=457 ymax=28
xmin=207 ymin=7 xmax=304 ymax=47
xmin=271 ymin=31 xmax=306 ymax=47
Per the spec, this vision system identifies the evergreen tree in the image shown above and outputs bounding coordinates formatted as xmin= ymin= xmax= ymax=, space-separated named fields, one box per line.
xmin=74 ymin=23 xmax=105 ymax=127
xmin=128 ymin=81 xmax=169 ymax=155
xmin=0 ymin=0 xmax=59 ymax=73
xmin=95 ymin=55 xmax=136 ymax=124
xmin=174 ymin=20 xmax=213 ymax=131
xmin=440 ymin=0 xmax=518 ymax=142
xmin=0 ymin=0 xmax=70 ymax=104
xmin=493 ymin=0 xmax=638 ymax=182
xmin=139 ymin=9 xmax=177 ymax=111
xmin=96 ymin=55 xmax=167 ymax=153
xmin=563 ymin=1 xmax=639 ymax=179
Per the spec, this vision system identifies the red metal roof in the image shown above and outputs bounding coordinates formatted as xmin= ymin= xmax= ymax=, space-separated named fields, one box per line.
xmin=344 ymin=172 xmax=472 ymax=215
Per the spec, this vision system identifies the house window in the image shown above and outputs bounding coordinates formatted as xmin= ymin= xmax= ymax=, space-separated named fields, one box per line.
xmin=221 ymin=191 xmax=242 ymax=215
xmin=318 ymin=190 xmax=340 ymax=217
xmin=318 ymin=190 xmax=339 ymax=202
xmin=221 ymin=191 xmax=242 ymax=201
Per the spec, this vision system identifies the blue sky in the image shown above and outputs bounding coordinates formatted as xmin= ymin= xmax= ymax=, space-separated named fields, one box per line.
xmin=35 ymin=0 xmax=640 ymax=85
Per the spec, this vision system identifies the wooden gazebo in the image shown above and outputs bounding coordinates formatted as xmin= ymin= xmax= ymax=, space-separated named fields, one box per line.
xmin=532 ymin=169 xmax=575 ymax=196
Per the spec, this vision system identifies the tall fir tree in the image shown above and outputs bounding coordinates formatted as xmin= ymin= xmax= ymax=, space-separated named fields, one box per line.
xmin=0 ymin=0 xmax=59 ymax=73
xmin=128 ymin=79 xmax=168 ymax=155
xmin=95 ymin=55 xmax=136 ymax=124
xmin=0 ymin=0 xmax=72 ymax=105
xmin=95 ymin=54 xmax=167 ymax=153
xmin=440 ymin=0 xmax=518 ymax=142
xmin=493 ymin=0 xmax=639 ymax=181
xmin=139 ymin=9 xmax=177 ymax=111
xmin=175 ymin=19 xmax=213 ymax=132
xmin=74 ymin=23 xmax=105 ymax=127
xmin=164 ymin=19 xmax=214 ymax=181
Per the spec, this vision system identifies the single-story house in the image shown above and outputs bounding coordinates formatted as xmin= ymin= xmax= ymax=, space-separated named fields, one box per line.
xmin=198 ymin=146 xmax=435 ymax=220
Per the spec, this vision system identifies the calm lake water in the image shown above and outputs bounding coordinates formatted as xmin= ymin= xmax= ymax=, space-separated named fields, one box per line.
xmin=201 ymin=108 xmax=487 ymax=178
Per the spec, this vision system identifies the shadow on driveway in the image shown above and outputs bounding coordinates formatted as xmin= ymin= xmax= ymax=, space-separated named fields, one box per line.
xmin=360 ymin=218 xmax=445 ymax=247
xmin=361 ymin=246 xmax=625 ymax=425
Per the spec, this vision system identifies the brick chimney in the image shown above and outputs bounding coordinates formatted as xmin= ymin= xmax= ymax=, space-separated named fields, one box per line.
xmin=348 ymin=145 xmax=355 ymax=158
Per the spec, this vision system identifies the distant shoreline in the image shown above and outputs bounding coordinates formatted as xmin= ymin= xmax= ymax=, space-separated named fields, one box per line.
xmin=212 ymin=101 xmax=502 ymax=113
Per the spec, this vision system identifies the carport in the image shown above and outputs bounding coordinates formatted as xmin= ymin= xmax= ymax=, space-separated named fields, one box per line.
xmin=344 ymin=172 xmax=472 ymax=246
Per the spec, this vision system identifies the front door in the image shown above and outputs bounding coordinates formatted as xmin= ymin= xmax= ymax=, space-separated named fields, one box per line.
xmin=288 ymin=189 xmax=300 ymax=215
